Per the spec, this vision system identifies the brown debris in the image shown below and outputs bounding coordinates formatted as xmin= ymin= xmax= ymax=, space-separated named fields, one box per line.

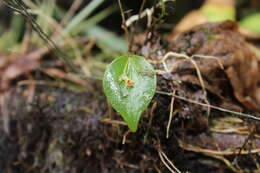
xmin=166 ymin=21 xmax=260 ymax=112
xmin=131 ymin=21 xmax=260 ymax=172
xmin=0 ymin=48 xmax=48 ymax=92
xmin=43 ymin=68 xmax=88 ymax=87
xmin=165 ymin=21 xmax=260 ymax=172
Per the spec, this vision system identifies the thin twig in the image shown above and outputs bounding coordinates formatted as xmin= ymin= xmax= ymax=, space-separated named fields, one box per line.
xmin=117 ymin=0 xmax=130 ymax=44
xmin=166 ymin=90 xmax=177 ymax=138
xmin=122 ymin=130 xmax=131 ymax=144
xmin=125 ymin=0 xmax=175 ymax=27
xmin=156 ymin=90 xmax=260 ymax=121
xmin=161 ymin=151 xmax=181 ymax=173
xmin=158 ymin=146 xmax=181 ymax=173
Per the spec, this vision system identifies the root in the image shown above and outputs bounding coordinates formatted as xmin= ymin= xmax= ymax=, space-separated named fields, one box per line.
xmin=125 ymin=0 xmax=175 ymax=27
xmin=156 ymin=90 xmax=260 ymax=121
xmin=157 ymin=145 xmax=182 ymax=173
xmin=152 ymin=52 xmax=218 ymax=115
xmin=179 ymin=139 xmax=260 ymax=173
xmin=166 ymin=90 xmax=178 ymax=139
xmin=126 ymin=8 xmax=154 ymax=27
xmin=122 ymin=130 xmax=131 ymax=144
xmin=191 ymin=54 xmax=224 ymax=69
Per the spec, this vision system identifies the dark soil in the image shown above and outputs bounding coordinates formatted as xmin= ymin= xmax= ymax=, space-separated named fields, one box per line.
xmin=0 ymin=85 xmax=232 ymax=173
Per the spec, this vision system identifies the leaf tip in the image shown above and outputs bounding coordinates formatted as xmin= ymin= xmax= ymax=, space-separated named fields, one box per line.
xmin=128 ymin=124 xmax=138 ymax=132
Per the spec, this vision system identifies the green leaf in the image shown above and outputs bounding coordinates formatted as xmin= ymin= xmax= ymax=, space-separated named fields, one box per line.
xmin=201 ymin=4 xmax=235 ymax=22
xmin=103 ymin=54 xmax=156 ymax=132
xmin=239 ymin=13 xmax=260 ymax=34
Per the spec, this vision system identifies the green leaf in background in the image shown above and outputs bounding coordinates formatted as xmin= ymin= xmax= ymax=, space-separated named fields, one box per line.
xmin=103 ymin=54 xmax=156 ymax=132
xmin=85 ymin=26 xmax=128 ymax=53
xmin=239 ymin=13 xmax=260 ymax=34
xmin=201 ymin=4 xmax=235 ymax=22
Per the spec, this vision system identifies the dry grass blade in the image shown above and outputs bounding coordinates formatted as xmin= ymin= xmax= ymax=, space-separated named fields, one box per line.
xmin=178 ymin=139 xmax=260 ymax=156
xmin=42 ymin=68 xmax=88 ymax=86
xmin=179 ymin=139 xmax=260 ymax=173
xmin=2 ymin=0 xmax=79 ymax=73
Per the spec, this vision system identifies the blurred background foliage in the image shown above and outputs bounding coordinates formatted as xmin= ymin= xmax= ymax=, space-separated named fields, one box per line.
xmin=0 ymin=0 xmax=259 ymax=80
